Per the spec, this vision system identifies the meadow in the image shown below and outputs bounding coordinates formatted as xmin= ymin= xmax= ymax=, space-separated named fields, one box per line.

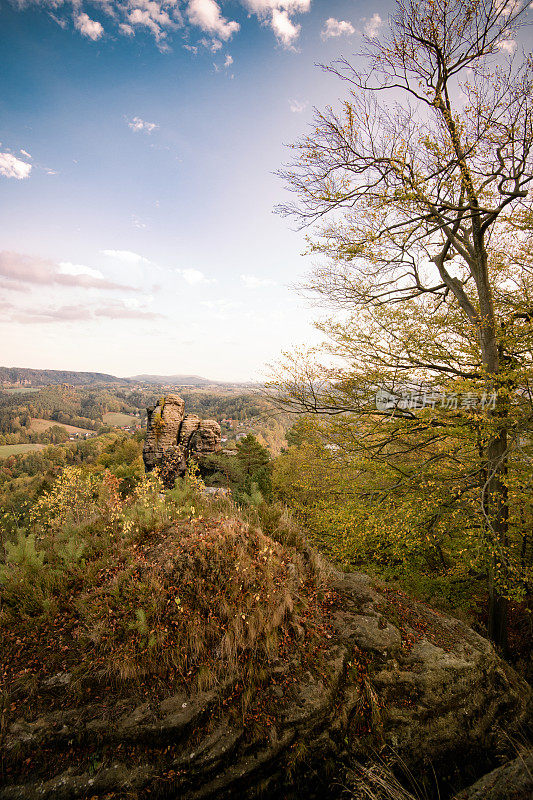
xmin=0 ymin=443 xmax=45 ymax=458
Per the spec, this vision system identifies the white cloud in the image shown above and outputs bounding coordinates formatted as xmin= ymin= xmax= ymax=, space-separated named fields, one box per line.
xmin=201 ymin=299 xmax=242 ymax=312
xmin=101 ymin=249 xmax=150 ymax=264
xmin=240 ymin=273 xmax=276 ymax=288
xmin=271 ymin=8 xmax=300 ymax=46
xmin=321 ymin=18 xmax=355 ymax=39
xmin=132 ymin=215 xmax=147 ymax=229
xmin=95 ymin=302 xmax=162 ymax=319
xmin=20 ymin=149 xmax=32 ymax=159
xmin=0 ymin=153 xmax=32 ymax=180
xmin=0 ymin=250 xmax=137 ymax=291
xmin=498 ymin=38 xmax=517 ymax=53
xmin=495 ymin=0 xmax=519 ymax=16
xmin=176 ymin=267 xmax=215 ymax=285
xmin=224 ymin=53 xmax=233 ymax=68
xmin=75 ymin=13 xmax=104 ymax=40
xmin=187 ymin=0 xmax=240 ymax=41
xmin=243 ymin=1 xmax=310 ymax=12
xmin=50 ymin=13 xmax=68 ymax=30
xmin=289 ymin=98 xmax=307 ymax=113
xmin=200 ymin=36 xmax=223 ymax=51
xmin=58 ymin=262 xmax=105 ymax=280
xmin=128 ymin=116 xmax=159 ymax=133
xmin=363 ymin=13 xmax=382 ymax=38
xmin=242 ymin=1 xmax=310 ymax=47
xmin=12 ymin=0 xmax=313 ymax=51
xmin=125 ymin=0 xmax=181 ymax=43
xmin=123 ymin=295 xmax=154 ymax=309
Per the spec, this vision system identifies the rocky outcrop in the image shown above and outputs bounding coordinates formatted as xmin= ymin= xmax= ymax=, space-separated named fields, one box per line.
xmin=190 ymin=419 xmax=221 ymax=455
xmin=451 ymin=749 xmax=533 ymax=800
xmin=143 ymin=395 xmax=221 ymax=486
xmin=1 ymin=569 xmax=530 ymax=800
xmin=178 ymin=414 xmax=201 ymax=448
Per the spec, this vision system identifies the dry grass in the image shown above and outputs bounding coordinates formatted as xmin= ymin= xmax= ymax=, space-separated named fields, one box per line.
xmin=79 ymin=515 xmax=325 ymax=690
xmin=343 ymin=757 xmax=435 ymax=800
xmin=1 ymin=469 xmax=329 ymax=715
xmin=29 ymin=418 xmax=94 ymax=435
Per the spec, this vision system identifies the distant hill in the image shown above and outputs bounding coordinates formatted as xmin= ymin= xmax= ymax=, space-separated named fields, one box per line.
xmin=0 ymin=367 xmax=253 ymax=389
xmin=0 ymin=367 xmax=125 ymax=387
xmin=129 ymin=374 xmax=214 ymax=387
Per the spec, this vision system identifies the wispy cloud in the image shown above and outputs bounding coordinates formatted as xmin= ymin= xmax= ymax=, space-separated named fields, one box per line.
xmin=240 ymin=273 xmax=276 ymax=288
xmin=0 ymin=152 xmax=32 ymax=180
xmin=128 ymin=116 xmax=159 ymax=133
xmin=321 ymin=18 xmax=355 ymax=39
xmin=58 ymin=262 xmax=106 ymax=280
xmin=132 ymin=214 xmax=147 ymax=229
xmin=243 ymin=1 xmax=310 ymax=48
xmin=101 ymin=249 xmax=151 ymax=264
xmin=95 ymin=304 xmax=162 ymax=319
xmin=363 ymin=13 xmax=382 ymax=38
xmin=126 ymin=1 xmax=180 ymax=44
xmin=498 ymin=38 xmax=517 ymax=53
xmin=0 ymin=251 xmax=138 ymax=291
xmin=176 ymin=267 xmax=215 ymax=285
xmin=201 ymin=299 xmax=241 ymax=311
xmin=13 ymin=305 xmax=93 ymax=324
xmin=289 ymin=98 xmax=307 ymax=113
xmin=8 ymin=297 xmax=164 ymax=325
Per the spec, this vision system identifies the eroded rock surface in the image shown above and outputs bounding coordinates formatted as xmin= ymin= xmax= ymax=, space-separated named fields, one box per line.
xmin=143 ymin=395 xmax=221 ymax=486
xmin=1 ymin=570 xmax=530 ymax=800
xmin=451 ymin=749 xmax=533 ymax=800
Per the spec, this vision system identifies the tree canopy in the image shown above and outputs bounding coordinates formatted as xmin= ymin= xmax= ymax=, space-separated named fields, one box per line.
xmin=274 ymin=0 xmax=533 ymax=649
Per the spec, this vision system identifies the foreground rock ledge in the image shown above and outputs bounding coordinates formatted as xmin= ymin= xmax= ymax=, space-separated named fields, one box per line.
xmin=1 ymin=571 xmax=530 ymax=800
xmin=451 ymin=748 xmax=533 ymax=800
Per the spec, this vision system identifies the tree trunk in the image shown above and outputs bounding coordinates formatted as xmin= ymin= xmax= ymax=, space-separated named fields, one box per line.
xmin=477 ymin=277 xmax=509 ymax=653
xmin=485 ymin=407 xmax=509 ymax=654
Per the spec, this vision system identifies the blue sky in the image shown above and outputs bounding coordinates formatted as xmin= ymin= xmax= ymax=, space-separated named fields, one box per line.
xmin=1 ymin=0 xmax=389 ymax=381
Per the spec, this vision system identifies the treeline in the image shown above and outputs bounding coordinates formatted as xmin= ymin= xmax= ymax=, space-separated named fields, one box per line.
xmin=0 ymin=366 xmax=121 ymax=386
xmin=0 ymin=386 xmax=138 ymax=442
xmin=0 ymin=432 xmax=145 ymax=534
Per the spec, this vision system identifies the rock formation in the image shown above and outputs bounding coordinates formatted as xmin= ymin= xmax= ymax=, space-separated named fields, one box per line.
xmin=451 ymin=749 xmax=533 ymax=800
xmin=2 ymin=567 xmax=530 ymax=800
xmin=143 ymin=394 xmax=221 ymax=486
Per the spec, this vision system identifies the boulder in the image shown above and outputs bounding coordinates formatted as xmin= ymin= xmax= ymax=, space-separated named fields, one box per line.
xmin=451 ymin=749 xmax=533 ymax=800
xmin=1 ymin=568 xmax=530 ymax=800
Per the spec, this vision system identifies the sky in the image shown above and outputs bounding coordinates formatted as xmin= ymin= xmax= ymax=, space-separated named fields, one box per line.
xmin=0 ymin=1 xmax=422 ymax=380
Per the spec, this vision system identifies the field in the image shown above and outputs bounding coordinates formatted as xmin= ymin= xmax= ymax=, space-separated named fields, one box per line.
xmin=0 ymin=444 xmax=45 ymax=458
xmin=1 ymin=387 xmax=40 ymax=394
xmin=29 ymin=418 xmax=95 ymax=436
xmin=103 ymin=412 xmax=139 ymax=427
